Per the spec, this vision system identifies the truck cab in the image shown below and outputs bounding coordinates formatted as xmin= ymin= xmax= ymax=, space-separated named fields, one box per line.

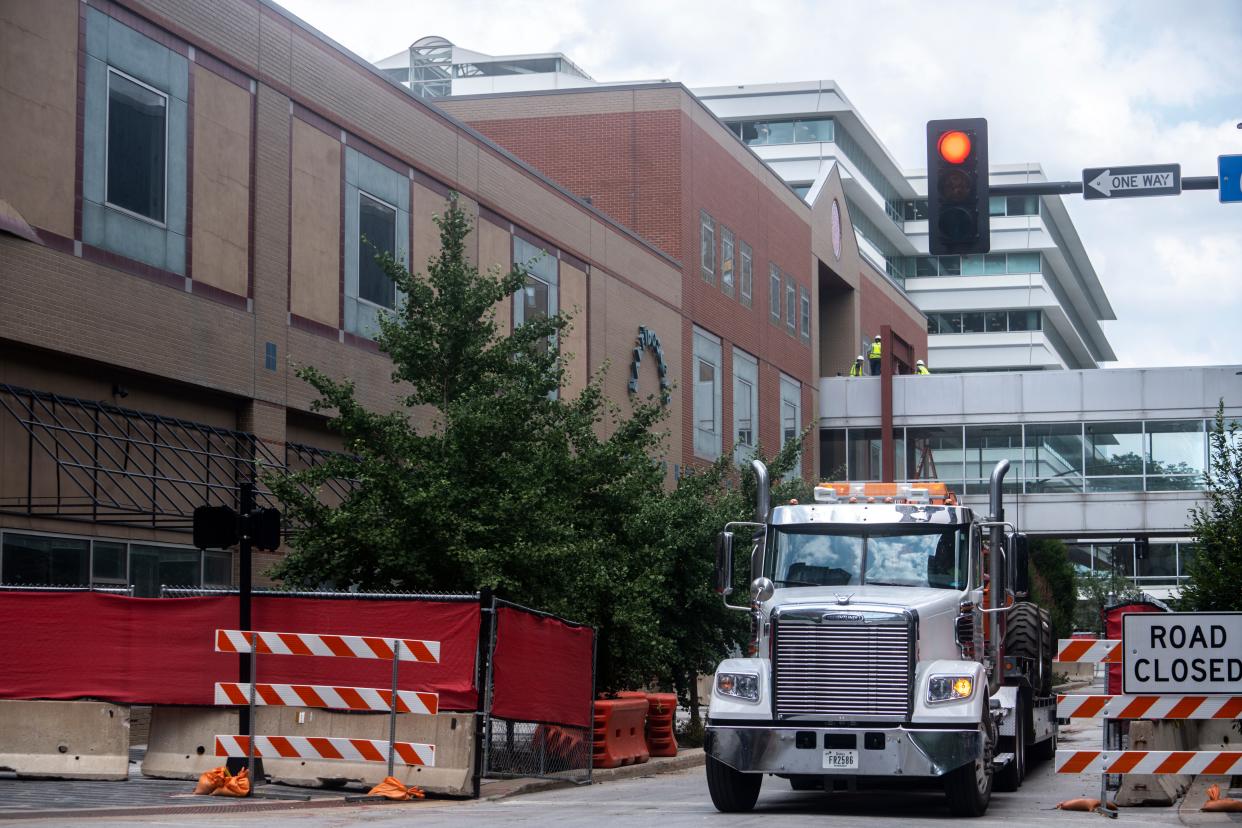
xmin=704 ymin=460 xmax=1055 ymax=817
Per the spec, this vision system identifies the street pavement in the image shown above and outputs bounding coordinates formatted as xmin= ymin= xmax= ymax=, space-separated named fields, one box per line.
xmin=0 ymin=718 xmax=1193 ymax=827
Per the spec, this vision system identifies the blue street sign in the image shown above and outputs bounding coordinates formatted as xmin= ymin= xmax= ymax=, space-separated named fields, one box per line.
xmin=1220 ymin=155 xmax=1242 ymax=204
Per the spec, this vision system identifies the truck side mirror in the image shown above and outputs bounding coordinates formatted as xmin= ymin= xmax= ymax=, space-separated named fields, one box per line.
xmin=1012 ymin=533 xmax=1030 ymax=597
xmin=714 ymin=531 xmax=734 ymax=595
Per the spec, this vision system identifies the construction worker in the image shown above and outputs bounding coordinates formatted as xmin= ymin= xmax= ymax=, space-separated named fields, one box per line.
xmin=915 ymin=359 xmax=930 ymax=375
xmin=868 ymin=335 xmax=882 ymax=375
xmin=849 ymin=355 xmax=865 ymax=376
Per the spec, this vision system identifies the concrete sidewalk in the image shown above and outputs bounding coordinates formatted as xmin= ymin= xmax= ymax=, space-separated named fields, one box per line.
xmin=479 ymin=749 xmax=705 ymax=800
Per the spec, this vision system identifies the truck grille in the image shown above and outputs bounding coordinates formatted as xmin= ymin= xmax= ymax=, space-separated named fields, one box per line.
xmin=773 ymin=617 xmax=912 ymax=720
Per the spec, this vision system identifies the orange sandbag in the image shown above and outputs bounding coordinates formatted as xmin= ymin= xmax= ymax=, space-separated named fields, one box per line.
xmin=1204 ymin=799 xmax=1242 ymax=812
xmin=193 ymin=766 xmax=230 ymax=795
xmin=210 ymin=768 xmax=250 ymax=797
xmin=1208 ymin=784 xmax=1221 ymax=800
xmin=368 ymin=776 xmax=426 ymax=801
xmin=1057 ymin=798 xmax=1100 ymax=811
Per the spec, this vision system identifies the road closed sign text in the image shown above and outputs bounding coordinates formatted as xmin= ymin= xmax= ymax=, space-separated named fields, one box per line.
xmin=1123 ymin=612 xmax=1242 ymax=694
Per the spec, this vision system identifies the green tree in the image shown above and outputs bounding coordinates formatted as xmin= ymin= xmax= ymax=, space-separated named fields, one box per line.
xmin=1179 ymin=404 xmax=1242 ymax=612
xmin=266 ymin=198 xmax=670 ymax=690
xmin=1074 ymin=569 xmax=1142 ymax=634
xmin=1027 ymin=538 xmax=1077 ymax=641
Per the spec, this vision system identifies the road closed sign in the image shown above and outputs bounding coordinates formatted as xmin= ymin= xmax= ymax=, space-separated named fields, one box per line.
xmin=1124 ymin=612 xmax=1242 ymax=694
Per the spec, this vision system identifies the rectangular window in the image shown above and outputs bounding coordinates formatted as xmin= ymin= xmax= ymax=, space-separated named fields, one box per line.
xmin=1023 ymin=423 xmax=1084 ymax=493
xmin=739 ymin=241 xmax=753 ymax=307
xmin=720 ymin=227 xmax=735 ymax=297
xmin=1085 ymin=421 xmax=1143 ymax=491
xmin=1008 ymin=310 xmax=1040 ymax=331
xmin=915 ymin=257 xmax=939 ymax=278
xmin=513 ymin=236 xmax=559 ymax=354
xmin=988 ymin=195 xmax=1006 ymax=217
xmin=1006 ymin=252 xmax=1041 ymax=274
xmin=204 ymin=550 xmax=233 ymax=588
xmin=700 ymin=211 xmax=716 ymax=284
xmin=92 ymin=540 xmax=128 ymax=584
xmin=693 ymin=328 xmax=723 ymax=460
xmin=904 ymin=427 xmax=964 ymax=489
xmin=785 ymin=277 xmax=796 ymax=334
xmin=1145 ymin=420 xmax=1205 ymax=490
xmin=780 ymin=374 xmax=802 ymax=480
xmin=984 ymin=311 xmax=1006 ymax=332
xmin=129 ymin=544 xmax=201 ymax=598
xmin=732 ymin=348 xmax=758 ymax=464
xmin=769 ymin=264 xmax=781 ymax=322
xmin=1008 ymin=195 xmax=1038 ymax=216
xmin=358 ymin=193 xmax=397 ymax=309
xmin=939 ymin=256 xmax=961 ymax=276
xmin=106 ymin=68 xmax=168 ymax=224
xmin=799 ymin=286 xmax=811 ymax=342
xmin=820 ymin=428 xmax=847 ymax=480
xmin=964 ymin=425 xmax=1022 ymax=495
xmin=962 ymin=312 xmax=986 ymax=333
xmin=1 ymin=533 xmax=89 ymax=587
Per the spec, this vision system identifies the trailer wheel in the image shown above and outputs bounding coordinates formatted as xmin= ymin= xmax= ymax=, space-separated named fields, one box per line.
xmin=706 ymin=754 xmax=762 ymax=812
xmin=944 ymin=702 xmax=993 ymax=817
xmin=1006 ymin=602 xmax=1053 ymax=694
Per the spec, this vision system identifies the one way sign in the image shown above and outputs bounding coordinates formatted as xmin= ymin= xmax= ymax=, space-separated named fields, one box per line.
xmin=1083 ymin=163 xmax=1181 ymax=200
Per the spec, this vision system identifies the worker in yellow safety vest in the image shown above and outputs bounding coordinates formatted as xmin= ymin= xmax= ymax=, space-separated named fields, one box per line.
xmin=868 ymin=335 xmax=882 ymax=375
xmin=849 ymin=355 xmax=865 ymax=376
xmin=915 ymin=359 xmax=930 ymax=375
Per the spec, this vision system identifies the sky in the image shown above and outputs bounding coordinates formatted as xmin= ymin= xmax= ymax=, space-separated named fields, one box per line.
xmin=280 ymin=0 xmax=1242 ymax=369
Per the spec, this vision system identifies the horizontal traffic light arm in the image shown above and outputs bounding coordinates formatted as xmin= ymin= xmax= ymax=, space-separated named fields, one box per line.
xmin=989 ymin=176 xmax=1218 ymax=196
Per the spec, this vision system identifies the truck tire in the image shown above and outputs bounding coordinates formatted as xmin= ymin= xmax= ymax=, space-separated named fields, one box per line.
xmin=994 ymin=699 xmax=1025 ymax=792
xmin=944 ymin=704 xmax=993 ymax=817
xmin=706 ymin=754 xmax=762 ymax=812
xmin=1006 ymin=602 xmax=1052 ymax=694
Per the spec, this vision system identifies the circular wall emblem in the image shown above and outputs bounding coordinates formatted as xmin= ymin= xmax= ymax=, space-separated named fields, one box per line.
xmin=831 ymin=199 xmax=842 ymax=261
xmin=629 ymin=326 xmax=670 ymax=406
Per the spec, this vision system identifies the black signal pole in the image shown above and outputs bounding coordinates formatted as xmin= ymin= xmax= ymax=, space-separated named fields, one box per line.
xmin=227 ymin=479 xmax=257 ymax=777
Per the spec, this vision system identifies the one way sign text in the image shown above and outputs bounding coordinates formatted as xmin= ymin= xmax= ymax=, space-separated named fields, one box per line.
xmin=1083 ymin=163 xmax=1182 ymax=200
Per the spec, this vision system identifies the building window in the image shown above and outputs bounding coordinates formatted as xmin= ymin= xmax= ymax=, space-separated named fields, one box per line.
xmin=727 ymin=116 xmax=834 ymax=146
xmin=513 ymin=236 xmax=559 ymax=354
xmin=344 ymin=147 xmax=409 ymax=339
xmin=358 ymin=193 xmax=397 ymax=309
xmin=908 ymin=252 xmax=1042 ymax=278
xmin=779 ymin=374 xmax=802 ymax=480
xmin=769 ymin=264 xmax=781 ymax=323
xmin=739 ymin=241 xmax=753 ymax=308
xmin=791 ymin=183 xmax=812 ymax=199
xmin=0 ymin=530 xmax=233 ymax=596
xmin=785 ymin=276 xmax=797 ymax=335
xmin=1145 ymin=420 xmax=1206 ymax=491
xmin=799 ymin=286 xmax=811 ymax=343
xmin=928 ymin=310 xmax=1042 ymax=334
xmin=988 ymin=195 xmax=1040 ymax=217
xmin=106 ymin=68 xmax=168 ymax=224
xmin=1024 ymin=423 xmax=1085 ymax=493
xmin=732 ymin=348 xmax=758 ymax=464
xmin=700 ymin=211 xmax=716 ymax=285
xmin=720 ymin=227 xmax=735 ymax=297
xmin=693 ymin=327 xmax=723 ymax=460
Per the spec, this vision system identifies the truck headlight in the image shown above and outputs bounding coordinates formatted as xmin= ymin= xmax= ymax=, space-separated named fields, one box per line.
xmin=716 ymin=672 xmax=760 ymax=702
xmin=927 ymin=675 xmax=974 ymax=703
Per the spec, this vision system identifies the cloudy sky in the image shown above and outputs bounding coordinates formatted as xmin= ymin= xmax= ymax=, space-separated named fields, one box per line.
xmin=281 ymin=0 xmax=1241 ymax=368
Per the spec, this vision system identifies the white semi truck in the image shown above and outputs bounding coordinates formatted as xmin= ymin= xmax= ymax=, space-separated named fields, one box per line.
xmin=705 ymin=459 xmax=1056 ymax=817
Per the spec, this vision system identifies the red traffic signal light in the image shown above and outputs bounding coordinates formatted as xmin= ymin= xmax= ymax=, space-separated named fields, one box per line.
xmin=926 ymin=118 xmax=990 ymax=255
xmin=937 ymin=130 xmax=972 ymax=164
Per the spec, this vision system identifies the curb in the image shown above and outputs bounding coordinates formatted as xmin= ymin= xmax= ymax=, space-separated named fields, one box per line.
xmin=482 ymin=749 xmax=705 ymax=801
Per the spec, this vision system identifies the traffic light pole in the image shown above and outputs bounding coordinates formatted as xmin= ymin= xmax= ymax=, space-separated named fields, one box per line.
xmin=990 ymin=176 xmax=1219 ymax=196
xmin=227 ymin=479 xmax=261 ymax=779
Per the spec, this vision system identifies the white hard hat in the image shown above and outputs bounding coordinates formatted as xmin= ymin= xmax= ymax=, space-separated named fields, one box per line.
xmin=874 ymin=334 xmax=882 ymax=340
xmin=916 ymin=359 xmax=925 ymax=366
xmin=856 ymin=355 xmax=864 ymax=360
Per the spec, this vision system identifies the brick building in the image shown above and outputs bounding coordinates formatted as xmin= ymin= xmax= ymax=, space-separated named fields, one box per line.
xmin=437 ymin=85 xmax=926 ymax=474
xmin=0 ymin=0 xmax=924 ymax=596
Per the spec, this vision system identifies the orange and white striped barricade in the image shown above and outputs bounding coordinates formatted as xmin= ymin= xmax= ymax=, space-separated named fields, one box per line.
xmin=215 ymin=735 xmax=435 ymax=768
xmin=1056 ymin=638 xmax=1122 ymax=664
xmin=1058 ymin=694 xmax=1242 ymax=721
xmin=213 ymin=629 xmax=441 ymax=783
xmin=1056 ymin=750 xmax=1242 ymax=776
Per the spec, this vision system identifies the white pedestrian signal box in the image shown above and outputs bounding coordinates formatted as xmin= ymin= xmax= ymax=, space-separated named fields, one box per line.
xmin=1123 ymin=612 xmax=1242 ymax=694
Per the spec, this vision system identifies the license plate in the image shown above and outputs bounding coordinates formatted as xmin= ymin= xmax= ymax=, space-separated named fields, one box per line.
xmin=822 ymin=749 xmax=858 ymax=770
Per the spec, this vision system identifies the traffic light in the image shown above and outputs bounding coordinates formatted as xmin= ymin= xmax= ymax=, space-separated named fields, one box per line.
xmin=194 ymin=505 xmax=238 ymax=550
xmin=926 ymin=118 xmax=989 ymax=255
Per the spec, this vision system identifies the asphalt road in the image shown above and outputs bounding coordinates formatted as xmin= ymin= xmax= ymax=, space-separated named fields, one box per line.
xmin=5 ymin=720 xmax=1185 ymax=828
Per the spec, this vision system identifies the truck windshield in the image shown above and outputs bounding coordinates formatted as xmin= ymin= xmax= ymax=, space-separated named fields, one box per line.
xmin=769 ymin=526 xmax=968 ymax=590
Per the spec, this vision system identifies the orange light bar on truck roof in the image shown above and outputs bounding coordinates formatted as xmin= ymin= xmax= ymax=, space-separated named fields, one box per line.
xmin=812 ymin=481 xmax=957 ymax=506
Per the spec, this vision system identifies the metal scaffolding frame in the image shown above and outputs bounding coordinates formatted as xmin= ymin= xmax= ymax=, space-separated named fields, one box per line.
xmin=0 ymin=384 xmax=351 ymax=532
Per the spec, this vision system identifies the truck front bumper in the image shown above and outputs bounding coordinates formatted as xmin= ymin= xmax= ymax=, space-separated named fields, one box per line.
xmin=705 ymin=723 xmax=981 ymax=777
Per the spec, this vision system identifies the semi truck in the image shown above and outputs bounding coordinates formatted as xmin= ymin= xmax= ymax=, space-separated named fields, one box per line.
xmin=705 ymin=459 xmax=1056 ymax=817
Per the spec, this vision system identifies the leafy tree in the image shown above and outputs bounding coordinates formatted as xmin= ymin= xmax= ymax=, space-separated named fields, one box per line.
xmin=1179 ymin=404 xmax=1242 ymax=612
xmin=1074 ymin=569 xmax=1142 ymax=634
xmin=1027 ymin=538 xmax=1077 ymax=641
xmin=266 ymin=198 xmax=670 ymax=690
